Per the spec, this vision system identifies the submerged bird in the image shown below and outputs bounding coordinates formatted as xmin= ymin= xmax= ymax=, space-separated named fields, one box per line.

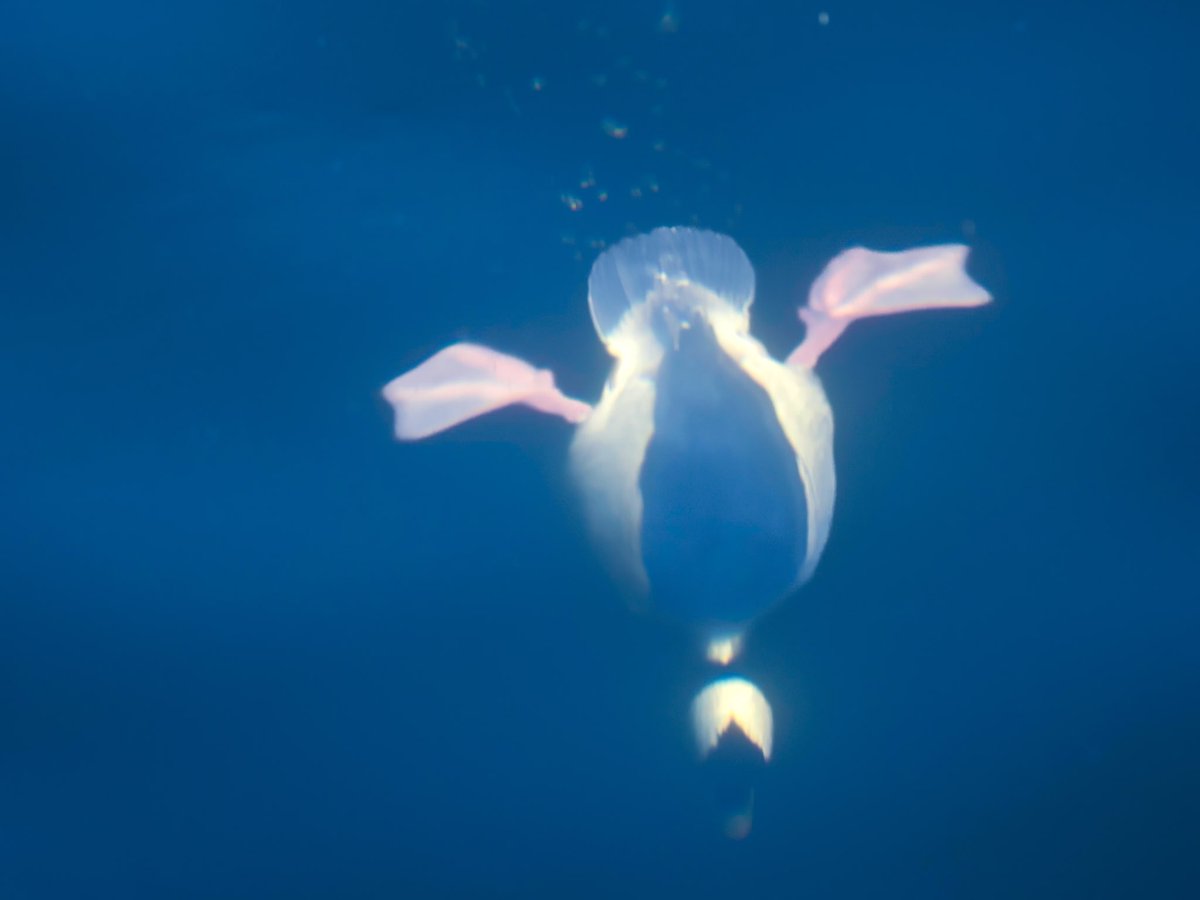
xmin=383 ymin=227 xmax=989 ymax=828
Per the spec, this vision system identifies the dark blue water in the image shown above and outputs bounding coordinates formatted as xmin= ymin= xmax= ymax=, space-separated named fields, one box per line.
xmin=2 ymin=1 xmax=1197 ymax=897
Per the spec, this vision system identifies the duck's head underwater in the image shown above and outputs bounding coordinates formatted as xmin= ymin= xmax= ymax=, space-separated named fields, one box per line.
xmin=384 ymin=227 xmax=990 ymax=832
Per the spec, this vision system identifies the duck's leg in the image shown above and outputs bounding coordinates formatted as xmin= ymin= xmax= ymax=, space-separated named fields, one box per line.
xmin=786 ymin=244 xmax=991 ymax=369
xmin=383 ymin=342 xmax=592 ymax=440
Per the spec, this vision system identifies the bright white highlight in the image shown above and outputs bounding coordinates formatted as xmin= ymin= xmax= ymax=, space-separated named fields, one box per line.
xmin=705 ymin=634 xmax=744 ymax=666
xmin=691 ymin=677 xmax=773 ymax=761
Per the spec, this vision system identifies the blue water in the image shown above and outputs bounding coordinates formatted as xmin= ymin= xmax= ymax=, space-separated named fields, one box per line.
xmin=2 ymin=1 xmax=1197 ymax=897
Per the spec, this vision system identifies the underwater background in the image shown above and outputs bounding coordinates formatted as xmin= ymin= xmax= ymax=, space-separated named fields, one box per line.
xmin=2 ymin=1 xmax=1197 ymax=897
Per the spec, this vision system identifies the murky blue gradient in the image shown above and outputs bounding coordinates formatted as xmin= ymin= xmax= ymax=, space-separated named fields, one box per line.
xmin=1 ymin=1 xmax=1197 ymax=897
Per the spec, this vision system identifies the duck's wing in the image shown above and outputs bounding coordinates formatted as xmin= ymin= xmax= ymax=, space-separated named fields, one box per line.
xmin=383 ymin=342 xmax=592 ymax=440
xmin=786 ymin=244 xmax=991 ymax=368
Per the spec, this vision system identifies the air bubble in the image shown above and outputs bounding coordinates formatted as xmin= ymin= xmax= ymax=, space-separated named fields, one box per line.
xmin=601 ymin=118 xmax=629 ymax=139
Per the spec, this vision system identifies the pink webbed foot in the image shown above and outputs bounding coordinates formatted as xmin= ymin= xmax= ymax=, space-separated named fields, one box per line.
xmin=383 ymin=342 xmax=592 ymax=440
xmin=786 ymin=245 xmax=991 ymax=368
